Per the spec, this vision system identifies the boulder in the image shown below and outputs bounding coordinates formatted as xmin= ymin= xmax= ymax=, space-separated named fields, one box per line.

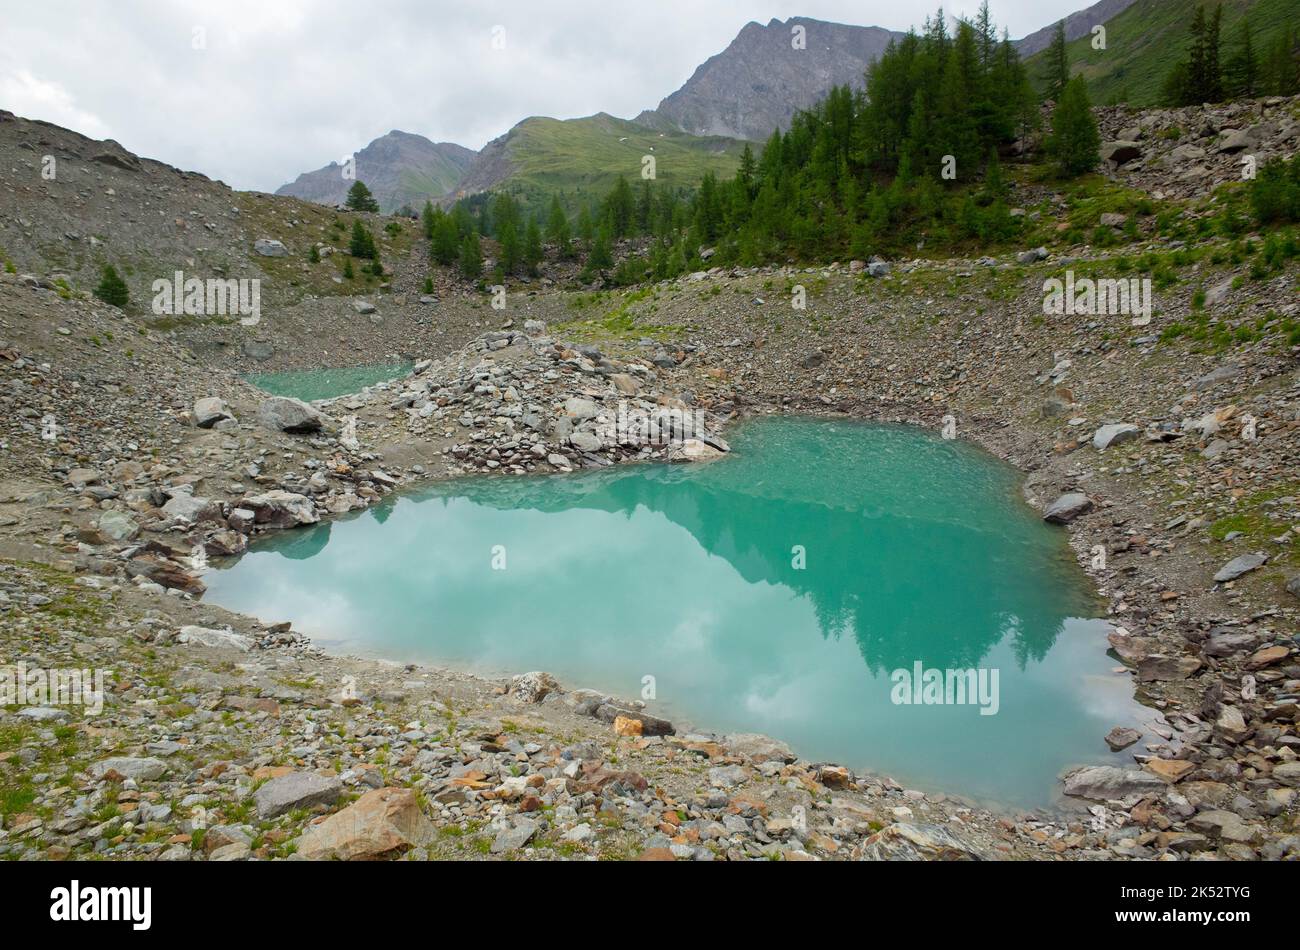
xmin=1108 ymin=628 xmax=1156 ymax=665
xmin=724 ymin=733 xmax=796 ymax=764
xmin=1102 ymin=141 xmax=1142 ymax=165
xmin=253 ymin=238 xmax=287 ymax=257
xmin=1215 ymin=704 xmax=1251 ymax=743
xmin=258 ymin=396 xmax=326 ymax=434
xmin=1092 ymin=423 xmax=1140 ymax=450
xmin=1213 ymin=553 xmax=1267 ymax=583
xmin=1042 ymin=492 xmax=1092 ymax=524
xmin=1273 ymin=762 xmax=1300 ymax=787
xmin=563 ymin=397 xmax=599 ymax=420
xmin=90 ymin=757 xmax=168 ymax=782
xmin=1145 ymin=758 xmax=1196 ymax=783
xmin=609 ymin=373 xmax=640 ymax=395
xmin=126 ymin=555 xmax=205 ymax=595
xmin=669 ymin=438 xmax=725 ymax=463
xmin=858 ymin=822 xmax=988 ymax=861
xmin=593 ymin=703 xmax=674 ymax=736
xmin=569 ymin=431 xmax=603 ymax=453
xmin=1137 ymin=654 xmax=1202 ymax=682
xmin=254 ymin=772 xmax=342 ymax=820
xmin=66 ymin=468 xmax=102 ymax=489
xmin=295 ymin=787 xmax=434 ymax=860
xmin=98 ymin=510 xmax=139 ymax=542
xmin=161 ymin=492 xmax=222 ymax=525
xmin=1204 ymin=278 xmax=1234 ymax=308
xmin=1062 ymin=765 xmax=1166 ymax=802
xmin=241 ymin=490 xmax=319 ymax=527
xmin=510 ymin=671 xmax=557 ymax=704
xmin=1104 ymin=727 xmax=1142 ymax=751
xmin=1201 ymin=628 xmax=1258 ymax=657
xmin=490 ymin=817 xmax=539 ymax=854
xmin=177 ymin=625 xmax=253 ymax=652
xmin=1187 ymin=809 xmax=1261 ymax=844
xmin=1287 ymin=574 xmax=1300 ymax=600
xmin=1216 ymin=128 xmax=1256 ymax=153
xmin=193 ymin=397 xmax=233 ymax=429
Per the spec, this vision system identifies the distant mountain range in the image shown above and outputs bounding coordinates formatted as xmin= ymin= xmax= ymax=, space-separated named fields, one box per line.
xmin=275 ymin=130 xmax=474 ymax=212
xmin=278 ymin=0 xmax=1246 ymax=211
xmin=1016 ymin=0 xmax=1140 ymax=57
xmin=448 ymin=112 xmax=744 ymax=212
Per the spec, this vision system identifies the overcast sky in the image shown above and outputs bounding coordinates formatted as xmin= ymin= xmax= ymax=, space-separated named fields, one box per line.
xmin=0 ymin=0 xmax=1088 ymax=193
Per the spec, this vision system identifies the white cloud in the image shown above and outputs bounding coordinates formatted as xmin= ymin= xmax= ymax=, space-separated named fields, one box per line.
xmin=0 ymin=69 xmax=111 ymax=140
xmin=0 ymin=1 xmax=1091 ymax=191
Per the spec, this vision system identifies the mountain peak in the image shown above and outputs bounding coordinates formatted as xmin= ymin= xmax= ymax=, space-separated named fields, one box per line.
xmin=641 ymin=18 xmax=905 ymax=142
xmin=276 ymin=130 xmax=475 ymax=212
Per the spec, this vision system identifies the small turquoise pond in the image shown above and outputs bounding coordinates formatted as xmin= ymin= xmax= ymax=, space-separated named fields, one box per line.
xmin=204 ymin=417 xmax=1149 ymax=807
xmin=245 ymin=363 xmax=412 ymax=402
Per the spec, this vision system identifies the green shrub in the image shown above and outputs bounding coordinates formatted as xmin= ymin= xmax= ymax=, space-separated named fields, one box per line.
xmin=93 ymin=265 xmax=129 ymax=307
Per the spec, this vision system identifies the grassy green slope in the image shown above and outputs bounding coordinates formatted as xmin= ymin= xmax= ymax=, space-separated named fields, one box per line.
xmin=496 ymin=113 xmax=746 ymax=209
xmin=1028 ymin=0 xmax=1297 ymax=107
xmin=396 ymin=158 xmax=466 ymax=203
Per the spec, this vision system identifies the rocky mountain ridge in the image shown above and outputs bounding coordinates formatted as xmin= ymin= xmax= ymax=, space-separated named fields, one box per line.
xmin=276 ymin=131 xmax=474 ymax=213
xmin=635 ymin=17 xmax=902 ymax=143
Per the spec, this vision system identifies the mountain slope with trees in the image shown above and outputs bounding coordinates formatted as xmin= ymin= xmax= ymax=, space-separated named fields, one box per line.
xmin=1028 ymin=0 xmax=1299 ymax=106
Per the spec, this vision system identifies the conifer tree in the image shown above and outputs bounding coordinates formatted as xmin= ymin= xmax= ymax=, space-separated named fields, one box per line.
xmin=545 ymin=196 xmax=572 ymax=258
xmin=431 ymin=215 xmax=459 ymax=265
xmin=1225 ymin=19 xmax=1258 ymax=99
xmin=458 ymin=233 xmax=483 ymax=280
xmin=349 ymin=220 xmax=376 ymax=259
xmin=1042 ymin=21 xmax=1069 ymax=102
xmin=94 ymin=264 xmax=129 ymax=307
xmin=1049 ymin=76 xmax=1101 ymax=177
xmin=523 ymin=218 xmax=543 ymax=276
xmin=345 ymin=180 xmax=380 ymax=213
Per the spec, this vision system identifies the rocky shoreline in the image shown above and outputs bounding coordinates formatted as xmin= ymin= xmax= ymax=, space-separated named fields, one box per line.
xmin=2 ymin=113 xmax=1298 ymax=857
xmin=1 ymin=287 xmax=1296 ymax=859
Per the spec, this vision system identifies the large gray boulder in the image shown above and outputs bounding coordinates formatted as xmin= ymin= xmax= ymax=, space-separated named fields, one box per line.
xmin=258 ymin=397 xmax=325 ymax=434
xmin=98 ymin=510 xmax=140 ymax=542
xmin=161 ymin=492 xmax=222 ymax=525
xmin=241 ymin=490 xmax=319 ymax=527
xmin=90 ymin=757 xmax=168 ymax=782
xmin=254 ymin=772 xmax=342 ymax=820
xmin=1102 ymin=141 xmax=1142 ymax=165
xmin=253 ymin=238 xmax=287 ymax=257
xmin=193 ymin=397 xmax=234 ymax=429
xmin=857 ymin=822 xmax=988 ymax=861
xmin=1214 ymin=553 xmax=1268 ymax=583
xmin=1092 ymin=423 xmax=1140 ymax=450
xmin=1062 ymin=765 xmax=1165 ymax=802
xmin=177 ymin=625 xmax=254 ymax=652
xmin=1043 ymin=493 xmax=1093 ymax=524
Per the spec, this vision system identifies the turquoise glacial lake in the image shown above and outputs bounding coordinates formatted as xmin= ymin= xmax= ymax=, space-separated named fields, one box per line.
xmin=245 ymin=363 xmax=412 ymax=402
xmin=204 ymin=417 xmax=1149 ymax=807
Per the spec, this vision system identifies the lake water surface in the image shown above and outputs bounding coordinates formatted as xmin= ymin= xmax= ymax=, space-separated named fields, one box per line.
xmin=204 ymin=417 xmax=1149 ymax=806
xmin=244 ymin=363 xmax=412 ymax=402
